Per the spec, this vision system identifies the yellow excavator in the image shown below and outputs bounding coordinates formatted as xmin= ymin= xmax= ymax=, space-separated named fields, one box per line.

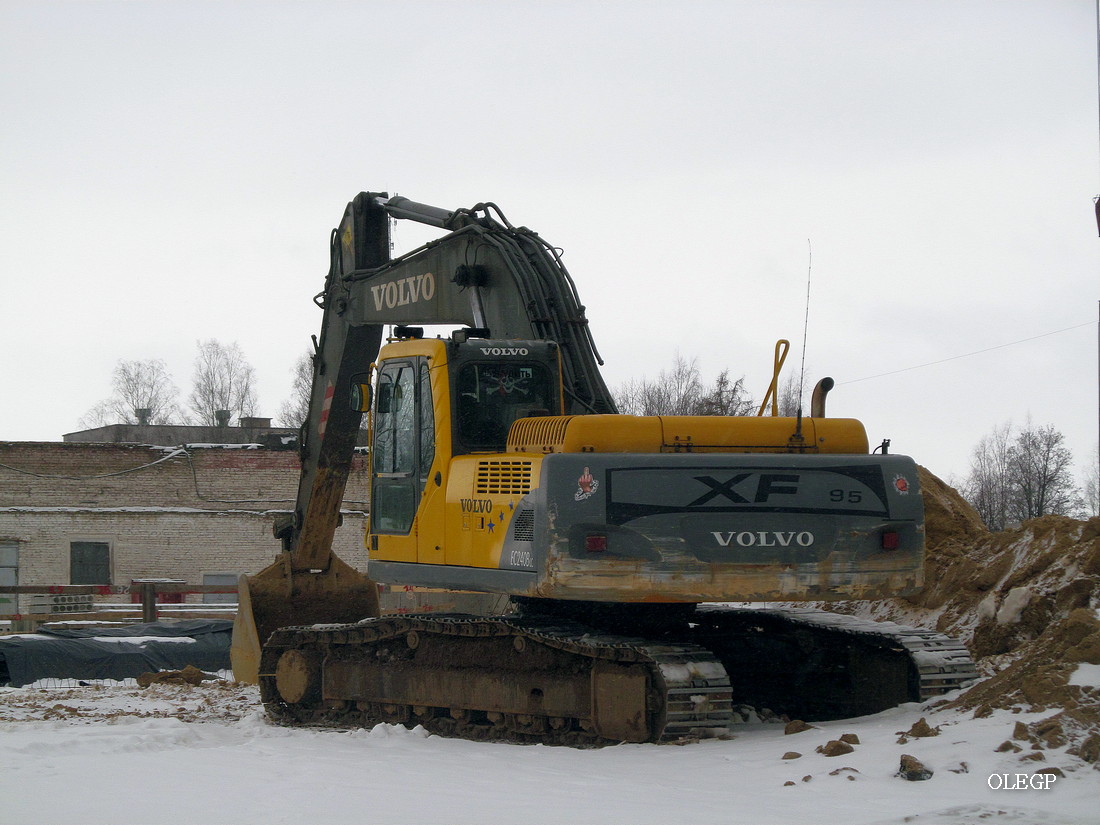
xmin=231 ymin=192 xmax=976 ymax=744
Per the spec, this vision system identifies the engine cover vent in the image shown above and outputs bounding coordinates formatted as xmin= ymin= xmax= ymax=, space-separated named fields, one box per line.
xmin=475 ymin=460 xmax=533 ymax=496
xmin=507 ymin=416 xmax=574 ymax=453
xmin=511 ymin=509 xmax=535 ymax=542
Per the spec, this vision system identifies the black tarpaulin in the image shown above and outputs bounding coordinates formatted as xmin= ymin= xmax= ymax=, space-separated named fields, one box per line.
xmin=0 ymin=620 xmax=232 ymax=687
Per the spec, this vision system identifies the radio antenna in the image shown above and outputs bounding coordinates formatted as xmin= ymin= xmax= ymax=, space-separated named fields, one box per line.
xmin=798 ymin=239 xmax=813 ymax=415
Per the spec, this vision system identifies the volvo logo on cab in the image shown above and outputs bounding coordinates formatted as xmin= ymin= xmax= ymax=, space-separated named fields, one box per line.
xmin=711 ymin=530 xmax=815 ymax=547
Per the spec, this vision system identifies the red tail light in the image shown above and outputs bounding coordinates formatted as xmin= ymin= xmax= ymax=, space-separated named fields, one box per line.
xmin=584 ymin=534 xmax=607 ymax=553
xmin=881 ymin=531 xmax=900 ymax=550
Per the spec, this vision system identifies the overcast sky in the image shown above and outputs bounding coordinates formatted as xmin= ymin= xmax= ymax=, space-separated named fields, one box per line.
xmin=2 ymin=0 xmax=1096 ymax=486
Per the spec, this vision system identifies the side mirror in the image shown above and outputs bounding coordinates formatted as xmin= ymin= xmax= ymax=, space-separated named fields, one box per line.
xmin=350 ymin=366 xmax=376 ymax=413
xmin=351 ymin=381 xmax=373 ymax=413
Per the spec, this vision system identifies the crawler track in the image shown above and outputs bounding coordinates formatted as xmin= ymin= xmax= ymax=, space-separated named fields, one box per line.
xmin=259 ymin=606 xmax=978 ymax=744
xmin=691 ymin=606 xmax=979 ymax=720
xmin=260 ymin=613 xmax=733 ymax=745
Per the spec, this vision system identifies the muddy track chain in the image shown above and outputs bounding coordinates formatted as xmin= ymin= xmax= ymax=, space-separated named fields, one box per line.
xmin=694 ymin=605 xmax=980 ymax=700
xmin=259 ymin=613 xmax=733 ymax=746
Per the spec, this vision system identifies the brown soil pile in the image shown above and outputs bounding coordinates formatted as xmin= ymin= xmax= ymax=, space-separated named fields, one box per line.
xmin=136 ymin=665 xmax=218 ymax=688
xmin=913 ymin=467 xmax=1100 ymax=660
xmin=873 ymin=468 xmax=1100 ymax=762
xmin=947 ymin=607 xmax=1100 ymax=763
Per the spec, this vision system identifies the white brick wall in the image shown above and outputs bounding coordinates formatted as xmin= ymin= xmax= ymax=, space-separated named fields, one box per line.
xmin=0 ymin=442 xmax=371 ymax=601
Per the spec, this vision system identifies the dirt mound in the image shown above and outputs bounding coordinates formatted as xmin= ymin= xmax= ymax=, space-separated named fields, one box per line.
xmin=918 ymin=467 xmax=989 ymax=547
xmin=948 ymin=607 xmax=1100 ymax=765
xmin=950 ymin=608 xmax=1100 ymax=709
xmin=136 ymin=665 xmax=217 ymax=688
xmin=870 ymin=468 xmax=1100 ymax=762
xmin=914 ymin=468 xmax=1100 ymax=658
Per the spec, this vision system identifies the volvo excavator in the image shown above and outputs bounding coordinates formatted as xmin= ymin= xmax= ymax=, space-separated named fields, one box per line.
xmin=231 ymin=192 xmax=977 ymax=745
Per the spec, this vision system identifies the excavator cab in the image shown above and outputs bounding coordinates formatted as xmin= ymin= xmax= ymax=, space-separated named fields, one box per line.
xmin=367 ymin=333 xmax=563 ymax=570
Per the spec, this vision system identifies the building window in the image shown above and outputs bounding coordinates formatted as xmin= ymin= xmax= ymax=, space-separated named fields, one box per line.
xmin=0 ymin=542 xmax=18 ymax=616
xmin=70 ymin=541 xmax=111 ymax=585
xmin=202 ymin=573 xmax=238 ymax=605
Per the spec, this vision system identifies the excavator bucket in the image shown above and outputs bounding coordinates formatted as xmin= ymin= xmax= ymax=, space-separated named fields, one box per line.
xmin=231 ymin=554 xmax=380 ymax=684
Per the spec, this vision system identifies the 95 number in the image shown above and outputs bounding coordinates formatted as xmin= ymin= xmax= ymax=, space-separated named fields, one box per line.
xmin=829 ymin=489 xmax=863 ymax=504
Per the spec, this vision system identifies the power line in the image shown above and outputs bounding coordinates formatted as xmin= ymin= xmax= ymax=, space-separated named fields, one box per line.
xmin=0 ymin=448 xmax=188 ymax=479
xmin=840 ymin=321 xmax=1093 ymax=385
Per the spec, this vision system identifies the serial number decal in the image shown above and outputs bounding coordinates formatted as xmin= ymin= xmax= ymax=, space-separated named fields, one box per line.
xmin=508 ymin=549 xmax=534 ymax=568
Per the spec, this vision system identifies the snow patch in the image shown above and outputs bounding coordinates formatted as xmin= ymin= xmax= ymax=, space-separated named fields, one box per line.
xmin=976 ymin=592 xmax=997 ymax=623
xmin=1068 ymin=662 xmax=1100 ymax=688
xmin=995 ymin=586 xmax=1031 ymax=625
xmin=89 ymin=635 xmax=196 ymax=644
xmin=658 ymin=660 xmax=726 ymax=682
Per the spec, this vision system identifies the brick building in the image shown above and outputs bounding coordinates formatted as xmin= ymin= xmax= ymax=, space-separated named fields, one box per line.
xmin=0 ymin=437 xmax=370 ymax=615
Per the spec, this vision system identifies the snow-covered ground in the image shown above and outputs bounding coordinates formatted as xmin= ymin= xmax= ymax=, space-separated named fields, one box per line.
xmin=0 ymin=677 xmax=1094 ymax=825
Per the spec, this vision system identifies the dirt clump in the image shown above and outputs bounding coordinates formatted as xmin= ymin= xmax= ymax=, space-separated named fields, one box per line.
xmin=897 ymin=754 xmax=933 ymax=781
xmin=783 ymin=719 xmax=813 ymax=735
xmin=137 ymin=665 xmax=218 ymax=688
xmin=902 ymin=717 xmax=939 ymax=738
xmin=817 ymin=740 xmax=855 ymax=757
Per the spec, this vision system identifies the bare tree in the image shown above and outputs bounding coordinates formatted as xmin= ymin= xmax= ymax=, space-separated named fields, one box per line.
xmin=614 ymin=355 xmax=697 ymax=415
xmin=278 ymin=350 xmax=313 ymax=429
xmin=696 ymin=369 xmax=756 ymax=416
xmin=963 ymin=421 xmax=1014 ymax=531
xmin=754 ymin=369 xmax=809 ymax=417
xmin=774 ymin=373 xmax=807 ymax=417
xmin=963 ymin=419 xmax=1083 ymax=529
xmin=775 ymin=376 xmax=797 ymax=417
xmin=188 ymin=339 xmax=259 ymax=426
xmin=1083 ymin=445 xmax=1100 ymax=518
xmin=79 ymin=359 xmax=182 ymax=428
xmin=1007 ymin=421 xmax=1082 ymax=523
xmin=614 ymin=355 xmax=754 ymax=416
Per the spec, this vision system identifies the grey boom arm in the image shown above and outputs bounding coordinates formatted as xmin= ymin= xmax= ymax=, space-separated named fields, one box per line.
xmin=345 ymin=193 xmax=616 ymax=415
xmin=281 ymin=191 xmax=616 ymax=572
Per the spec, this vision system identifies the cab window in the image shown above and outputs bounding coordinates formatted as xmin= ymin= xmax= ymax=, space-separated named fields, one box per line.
xmin=372 ymin=359 xmax=430 ymax=534
xmin=456 ymin=362 xmax=554 ymax=450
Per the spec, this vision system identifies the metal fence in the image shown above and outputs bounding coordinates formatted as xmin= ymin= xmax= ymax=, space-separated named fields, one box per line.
xmin=0 ymin=581 xmax=238 ymax=630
